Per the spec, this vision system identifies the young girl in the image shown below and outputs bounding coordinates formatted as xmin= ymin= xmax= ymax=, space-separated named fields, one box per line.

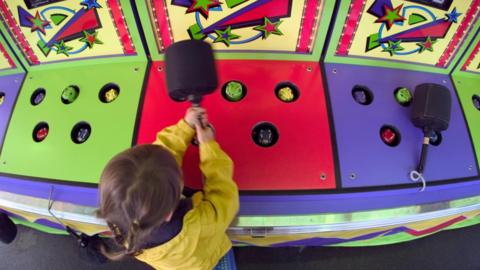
xmin=97 ymin=107 xmax=239 ymax=270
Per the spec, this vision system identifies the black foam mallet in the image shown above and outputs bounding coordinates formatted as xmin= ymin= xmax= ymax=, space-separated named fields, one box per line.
xmin=165 ymin=40 xmax=218 ymax=127
xmin=0 ymin=212 xmax=17 ymax=244
xmin=411 ymin=83 xmax=452 ymax=173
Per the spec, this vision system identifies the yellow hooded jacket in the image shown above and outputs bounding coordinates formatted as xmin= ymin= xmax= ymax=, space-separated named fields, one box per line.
xmin=135 ymin=120 xmax=239 ymax=270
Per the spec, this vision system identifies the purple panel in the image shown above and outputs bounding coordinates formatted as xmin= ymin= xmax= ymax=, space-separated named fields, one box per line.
xmin=0 ymin=176 xmax=99 ymax=207
xmin=1 ymin=174 xmax=480 ymax=215
xmin=324 ymin=63 xmax=478 ymax=188
xmin=238 ymin=179 xmax=480 ymax=215
xmin=0 ymin=74 xmax=24 ymax=149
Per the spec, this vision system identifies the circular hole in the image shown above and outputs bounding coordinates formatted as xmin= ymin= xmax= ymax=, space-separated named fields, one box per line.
xmin=352 ymin=85 xmax=373 ymax=105
xmin=222 ymin=81 xmax=247 ymax=102
xmin=349 ymin=173 xmax=356 ymax=180
xmin=252 ymin=122 xmax=279 ymax=147
xmin=472 ymin=95 xmax=480 ymax=111
xmin=61 ymin=85 xmax=80 ymax=104
xmin=380 ymin=125 xmax=401 ymax=147
xmin=99 ymin=83 xmax=120 ymax=103
xmin=275 ymin=82 xmax=300 ymax=103
xmin=31 ymin=88 xmax=46 ymax=106
xmin=0 ymin=92 xmax=5 ymax=106
xmin=429 ymin=130 xmax=442 ymax=146
xmin=32 ymin=122 xmax=49 ymax=142
xmin=71 ymin=122 xmax=91 ymax=144
xmin=394 ymin=87 xmax=412 ymax=107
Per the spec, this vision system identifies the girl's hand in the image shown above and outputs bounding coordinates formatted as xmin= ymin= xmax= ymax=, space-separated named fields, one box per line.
xmin=184 ymin=107 xmax=206 ymax=128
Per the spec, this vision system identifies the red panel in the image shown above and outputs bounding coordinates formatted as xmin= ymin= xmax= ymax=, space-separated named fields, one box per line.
xmin=137 ymin=60 xmax=336 ymax=191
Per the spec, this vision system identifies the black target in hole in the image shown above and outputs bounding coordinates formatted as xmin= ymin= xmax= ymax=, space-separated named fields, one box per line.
xmin=31 ymin=88 xmax=46 ymax=106
xmin=0 ymin=92 xmax=5 ymax=106
xmin=99 ymin=83 xmax=120 ymax=103
xmin=275 ymin=82 xmax=300 ymax=103
xmin=222 ymin=81 xmax=247 ymax=102
xmin=380 ymin=125 xmax=401 ymax=147
xmin=32 ymin=122 xmax=49 ymax=142
xmin=352 ymin=85 xmax=373 ymax=105
xmin=71 ymin=122 xmax=91 ymax=144
xmin=394 ymin=87 xmax=413 ymax=107
xmin=252 ymin=122 xmax=279 ymax=147
xmin=61 ymin=85 xmax=80 ymax=104
xmin=472 ymin=95 xmax=480 ymax=111
xmin=429 ymin=130 xmax=442 ymax=146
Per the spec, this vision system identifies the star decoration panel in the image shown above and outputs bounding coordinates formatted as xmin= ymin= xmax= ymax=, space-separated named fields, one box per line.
xmin=335 ymin=0 xmax=480 ymax=67
xmin=0 ymin=0 xmax=135 ymax=65
xmin=462 ymin=39 xmax=480 ymax=74
xmin=146 ymin=0 xmax=323 ymax=54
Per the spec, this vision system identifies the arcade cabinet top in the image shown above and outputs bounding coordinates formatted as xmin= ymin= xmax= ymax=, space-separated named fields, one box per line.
xmin=0 ymin=32 xmax=22 ymax=75
xmin=325 ymin=0 xmax=480 ymax=73
xmin=135 ymin=0 xmax=335 ymax=61
xmin=456 ymin=32 xmax=480 ymax=76
xmin=0 ymin=0 xmax=145 ymax=69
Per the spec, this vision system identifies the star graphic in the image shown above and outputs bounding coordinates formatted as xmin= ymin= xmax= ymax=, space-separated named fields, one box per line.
xmin=446 ymin=7 xmax=462 ymax=23
xmin=186 ymin=0 xmax=221 ymax=19
xmin=382 ymin=40 xmax=404 ymax=56
xmin=214 ymin=26 xmax=239 ymax=47
xmin=80 ymin=0 xmax=102 ymax=9
xmin=375 ymin=4 xmax=406 ymax=30
xmin=53 ymin=40 xmax=73 ymax=56
xmin=79 ymin=31 xmax=103 ymax=48
xmin=29 ymin=11 xmax=50 ymax=35
xmin=417 ymin=36 xmax=437 ymax=53
xmin=253 ymin=17 xmax=283 ymax=39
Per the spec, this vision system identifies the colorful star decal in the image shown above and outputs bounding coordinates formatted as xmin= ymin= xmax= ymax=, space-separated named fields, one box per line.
xmin=79 ymin=31 xmax=103 ymax=48
xmin=446 ymin=7 xmax=461 ymax=23
xmin=375 ymin=4 xmax=406 ymax=30
xmin=29 ymin=11 xmax=50 ymax=35
xmin=53 ymin=40 xmax=73 ymax=56
xmin=382 ymin=40 xmax=404 ymax=56
xmin=214 ymin=26 xmax=240 ymax=47
xmin=80 ymin=0 xmax=102 ymax=9
xmin=417 ymin=36 xmax=437 ymax=53
xmin=186 ymin=0 xmax=221 ymax=19
xmin=253 ymin=17 xmax=283 ymax=39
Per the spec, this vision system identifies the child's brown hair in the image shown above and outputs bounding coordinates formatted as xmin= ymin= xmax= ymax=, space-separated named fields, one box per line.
xmin=97 ymin=144 xmax=182 ymax=260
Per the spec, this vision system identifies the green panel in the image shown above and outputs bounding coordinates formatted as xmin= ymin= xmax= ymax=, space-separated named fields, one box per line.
xmin=135 ymin=0 xmax=336 ymax=62
xmin=452 ymin=33 xmax=480 ymax=169
xmin=0 ymin=60 xmax=147 ymax=183
xmin=452 ymin=73 xmax=480 ymax=166
xmin=324 ymin=0 xmax=480 ymax=74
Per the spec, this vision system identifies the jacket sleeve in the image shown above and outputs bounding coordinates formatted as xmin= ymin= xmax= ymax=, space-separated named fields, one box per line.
xmin=152 ymin=119 xmax=195 ymax=166
xmin=194 ymin=141 xmax=239 ymax=232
